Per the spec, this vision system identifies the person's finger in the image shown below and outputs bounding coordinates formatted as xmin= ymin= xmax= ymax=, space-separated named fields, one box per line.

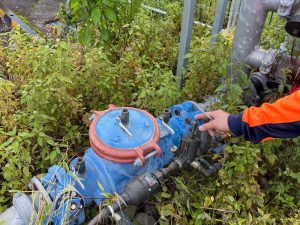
xmin=208 ymin=129 xmax=216 ymax=137
xmin=221 ymin=133 xmax=227 ymax=139
xmin=199 ymin=121 xmax=216 ymax=131
xmin=194 ymin=111 xmax=215 ymax=120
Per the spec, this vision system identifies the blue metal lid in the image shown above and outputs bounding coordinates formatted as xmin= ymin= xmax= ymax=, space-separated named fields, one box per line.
xmin=95 ymin=108 xmax=155 ymax=149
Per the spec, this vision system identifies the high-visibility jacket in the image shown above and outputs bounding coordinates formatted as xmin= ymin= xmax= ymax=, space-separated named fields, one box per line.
xmin=228 ymin=90 xmax=300 ymax=144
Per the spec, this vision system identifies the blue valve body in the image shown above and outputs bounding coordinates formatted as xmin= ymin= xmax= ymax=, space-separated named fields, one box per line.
xmin=41 ymin=101 xmax=203 ymax=225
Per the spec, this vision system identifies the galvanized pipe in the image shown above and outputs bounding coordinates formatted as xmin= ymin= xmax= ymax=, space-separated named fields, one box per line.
xmin=231 ymin=0 xmax=242 ymax=28
xmin=246 ymin=48 xmax=279 ymax=74
xmin=227 ymin=0 xmax=237 ymax=30
xmin=176 ymin=0 xmax=196 ymax=88
xmin=245 ymin=48 xmax=273 ymax=68
xmin=231 ymin=0 xmax=281 ymax=80
xmin=210 ymin=0 xmax=229 ymax=46
xmin=0 ymin=206 xmax=24 ymax=225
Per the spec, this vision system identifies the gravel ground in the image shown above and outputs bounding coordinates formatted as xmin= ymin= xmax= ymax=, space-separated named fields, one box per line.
xmin=1 ymin=0 xmax=65 ymax=32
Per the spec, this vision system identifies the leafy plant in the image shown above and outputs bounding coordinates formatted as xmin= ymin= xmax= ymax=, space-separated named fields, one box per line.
xmin=60 ymin=0 xmax=142 ymax=44
xmin=183 ymin=30 xmax=233 ymax=101
xmin=1 ymin=1 xmax=300 ymax=224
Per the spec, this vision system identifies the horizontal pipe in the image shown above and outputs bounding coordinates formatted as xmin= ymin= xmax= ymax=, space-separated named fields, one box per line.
xmin=245 ymin=48 xmax=271 ymax=68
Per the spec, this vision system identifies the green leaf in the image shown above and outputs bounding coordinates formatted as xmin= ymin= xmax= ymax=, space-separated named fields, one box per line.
xmin=78 ymin=27 xmax=91 ymax=45
xmin=104 ymin=8 xmax=117 ymax=22
xmin=100 ymin=28 xmax=109 ymax=41
xmin=160 ymin=203 xmax=175 ymax=217
xmin=161 ymin=192 xmax=171 ymax=199
xmin=91 ymin=7 xmax=101 ymax=24
xmin=19 ymin=132 xmax=34 ymax=139
xmin=59 ymin=41 xmax=69 ymax=50
xmin=203 ymin=196 xmax=214 ymax=207
xmin=70 ymin=1 xmax=80 ymax=11
xmin=0 ymin=137 xmax=14 ymax=148
xmin=23 ymin=167 xmax=30 ymax=177
xmin=228 ymin=195 xmax=235 ymax=202
xmin=6 ymin=127 xmax=17 ymax=136
xmin=102 ymin=0 xmax=113 ymax=7
xmin=215 ymin=83 xmax=226 ymax=93
xmin=37 ymin=137 xmax=44 ymax=147
xmin=11 ymin=141 xmax=20 ymax=153
xmin=59 ymin=75 xmax=73 ymax=84
xmin=266 ymin=153 xmax=277 ymax=166
xmin=48 ymin=150 xmax=57 ymax=162
xmin=46 ymin=139 xmax=55 ymax=146
xmin=174 ymin=177 xmax=190 ymax=194
xmin=290 ymin=172 xmax=300 ymax=183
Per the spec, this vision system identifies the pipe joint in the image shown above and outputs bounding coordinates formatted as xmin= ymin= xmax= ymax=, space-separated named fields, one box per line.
xmin=277 ymin=0 xmax=294 ymax=16
xmin=246 ymin=47 xmax=279 ymax=74
xmin=263 ymin=0 xmax=281 ymax=12
xmin=262 ymin=0 xmax=294 ymax=16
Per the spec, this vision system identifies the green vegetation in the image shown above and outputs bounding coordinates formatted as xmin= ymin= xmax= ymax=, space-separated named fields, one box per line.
xmin=0 ymin=1 xmax=299 ymax=224
xmin=60 ymin=0 xmax=142 ymax=44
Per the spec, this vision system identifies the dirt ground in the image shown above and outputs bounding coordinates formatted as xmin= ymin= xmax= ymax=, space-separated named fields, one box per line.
xmin=1 ymin=0 xmax=65 ymax=32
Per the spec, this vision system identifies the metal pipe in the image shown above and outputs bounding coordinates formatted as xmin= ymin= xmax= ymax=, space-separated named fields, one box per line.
xmin=227 ymin=0 xmax=237 ymax=30
xmin=210 ymin=0 xmax=229 ymax=46
xmin=141 ymin=4 xmax=167 ymax=15
xmin=0 ymin=206 xmax=24 ymax=225
xmin=232 ymin=0 xmax=242 ymax=28
xmin=176 ymin=0 xmax=196 ymax=88
xmin=245 ymin=48 xmax=272 ymax=68
xmin=231 ymin=0 xmax=281 ymax=80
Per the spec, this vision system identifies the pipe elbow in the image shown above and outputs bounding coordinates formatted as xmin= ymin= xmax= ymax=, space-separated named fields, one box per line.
xmin=264 ymin=0 xmax=296 ymax=17
xmin=262 ymin=0 xmax=281 ymax=12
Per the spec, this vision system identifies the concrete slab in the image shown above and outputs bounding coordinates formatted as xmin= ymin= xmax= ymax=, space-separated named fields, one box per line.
xmin=1 ymin=0 xmax=65 ymax=33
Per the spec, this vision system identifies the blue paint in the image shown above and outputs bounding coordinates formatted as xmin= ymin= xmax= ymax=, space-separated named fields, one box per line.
xmin=95 ymin=108 xmax=155 ymax=149
xmin=41 ymin=101 xmax=203 ymax=225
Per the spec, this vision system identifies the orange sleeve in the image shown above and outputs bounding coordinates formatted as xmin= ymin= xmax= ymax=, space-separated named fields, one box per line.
xmin=243 ymin=91 xmax=300 ymax=126
xmin=228 ymin=90 xmax=300 ymax=143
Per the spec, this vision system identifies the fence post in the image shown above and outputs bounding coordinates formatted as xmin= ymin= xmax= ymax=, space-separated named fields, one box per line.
xmin=210 ymin=0 xmax=229 ymax=46
xmin=176 ymin=0 xmax=196 ymax=89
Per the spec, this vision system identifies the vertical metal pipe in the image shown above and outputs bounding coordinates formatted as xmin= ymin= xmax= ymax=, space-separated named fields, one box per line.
xmin=231 ymin=0 xmax=242 ymax=28
xmin=210 ymin=0 xmax=229 ymax=46
xmin=230 ymin=0 xmax=280 ymax=80
xmin=176 ymin=0 xmax=196 ymax=88
xmin=227 ymin=0 xmax=237 ymax=30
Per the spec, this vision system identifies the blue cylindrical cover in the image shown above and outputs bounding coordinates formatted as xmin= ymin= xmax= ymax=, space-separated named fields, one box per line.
xmin=95 ymin=108 xmax=155 ymax=149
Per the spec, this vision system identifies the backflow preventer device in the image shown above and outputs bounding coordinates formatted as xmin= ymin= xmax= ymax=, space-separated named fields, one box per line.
xmin=0 ymin=101 xmax=222 ymax=225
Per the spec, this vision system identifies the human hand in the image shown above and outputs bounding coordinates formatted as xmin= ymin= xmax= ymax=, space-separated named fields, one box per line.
xmin=197 ymin=110 xmax=230 ymax=138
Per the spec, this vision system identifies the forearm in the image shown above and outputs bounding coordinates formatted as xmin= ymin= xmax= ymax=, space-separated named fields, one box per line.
xmin=228 ymin=91 xmax=300 ymax=144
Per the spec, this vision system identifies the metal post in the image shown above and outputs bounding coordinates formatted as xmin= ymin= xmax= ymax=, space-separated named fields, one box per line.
xmin=176 ymin=0 xmax=196 ymax=88
xmin=227 ymin=0 xmax=237 ymax=30
xmin=210 ymin=0 xmax=229 ymax=46
xmin=232 ymin=0 xmax=242 ymax=28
